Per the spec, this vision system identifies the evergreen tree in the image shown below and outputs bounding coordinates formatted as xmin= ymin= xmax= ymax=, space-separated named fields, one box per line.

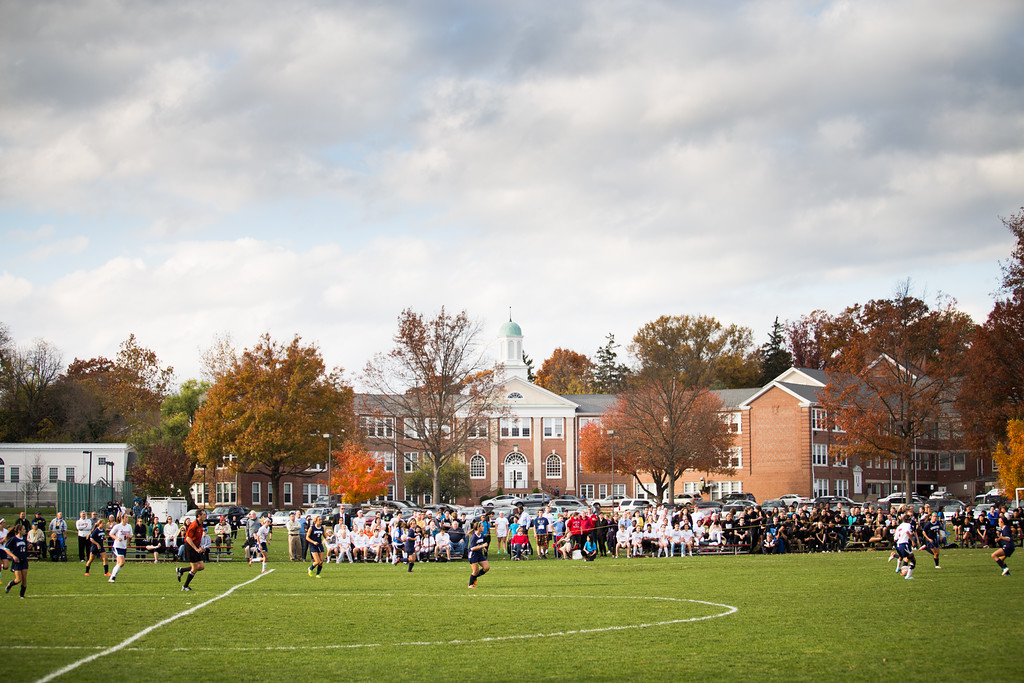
xmin=759 ymin=317 xmax=793 ymax=384
xmin=523 ymin=352 xmax=536 ymax=382
xmin=594 ymin=333 xmax=631 ymax=394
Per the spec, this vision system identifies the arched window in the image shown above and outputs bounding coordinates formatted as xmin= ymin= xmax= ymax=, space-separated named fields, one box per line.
xmin=545 ymin=453 xmax=562 ymax=479
xmin=469 ymin=454 xmax=486 ymax=479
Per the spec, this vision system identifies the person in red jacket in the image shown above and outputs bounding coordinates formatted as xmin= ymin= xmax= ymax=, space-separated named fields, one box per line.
xmin=567 ymin=513 xmax=585 ymax=550
xmin=582 ymin=512 xmax=597 ymax=547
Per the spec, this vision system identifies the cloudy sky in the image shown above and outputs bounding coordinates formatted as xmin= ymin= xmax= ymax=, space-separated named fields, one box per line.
xmin=2 ymin=0 xmax=1022 ymax=387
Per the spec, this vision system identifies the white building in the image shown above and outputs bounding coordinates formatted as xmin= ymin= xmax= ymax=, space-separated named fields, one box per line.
xmin=0 ymin=443 xmax=133 ymax=507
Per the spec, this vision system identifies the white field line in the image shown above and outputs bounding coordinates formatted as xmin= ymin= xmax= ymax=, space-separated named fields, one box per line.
xmin=23 ymin=592 xmax=736 ymax=655
xmin=34 ymin=569 xmax=275 ymax=683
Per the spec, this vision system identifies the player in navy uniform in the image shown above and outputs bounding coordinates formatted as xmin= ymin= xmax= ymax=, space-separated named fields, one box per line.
xmin=84 ymin=518 xmax=109 ymax=577
xmin=403 ymin=521 xmax=418 ymax=573
xmin=921 ymin=512 xmax=944 ymax=569
xmin=467 ymin=521 xmax=489 ymax=589
xmin=4 ymin=523 xmax=29 ymax=598
xmin=534 ymin=514 xmax=551 ymax=559
xmin=306 ymin=515 xmax=326 ymax=578
xmin=992 ymin=514 xmax=1015 ymax=576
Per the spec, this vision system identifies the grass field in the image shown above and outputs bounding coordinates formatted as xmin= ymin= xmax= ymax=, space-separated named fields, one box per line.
xmin=3 ymin=537 xmax=1021 ymax=683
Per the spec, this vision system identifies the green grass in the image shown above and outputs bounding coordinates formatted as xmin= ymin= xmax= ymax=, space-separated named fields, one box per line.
xmin=4 ymin=539 xmax=1021 ymax=682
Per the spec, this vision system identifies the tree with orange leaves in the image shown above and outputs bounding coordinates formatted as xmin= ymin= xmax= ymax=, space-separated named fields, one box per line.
xmin=330 ymin=442 xmax=391 ymax=504
xmin=535 ymin=348 xmax=595 ymax=394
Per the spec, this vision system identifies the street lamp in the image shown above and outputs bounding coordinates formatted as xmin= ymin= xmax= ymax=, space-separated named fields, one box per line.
xmin=83 ymin=450 xmax=93 ymax=513
xmin=606 ymin=430 xmax=616 ymax=503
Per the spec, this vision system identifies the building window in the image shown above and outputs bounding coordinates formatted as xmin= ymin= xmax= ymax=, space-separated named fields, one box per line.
xmin=65 ymin=467 xmax=75 ymax=482
xmin=252 ymin=482 xmax=261 ymax=505
xmin=725 ymin=412 xmax=742 ymax=433
xmin=580 ymin=484 xmax=595 ymax=499
xmin=218 ymin=453 xmax=236 ymax=470
xmin=813 ymin=478 xmax=829 ymax=497
xmin=507 ymin=392 xmax=524 ymax=400
xmin=938 ymin=453 xmax=951 ymax=471
xmin=422 ymin=493 xmax=432 ymax=505
xmin=194 ymin=483 xmax=207 ymax=505
xmin=216 ymin=482 xmax=237 ymax=504
xmin=708 ymin=480 xmax=744 ymax=498
xmin=32 ymin=466 xmax=41 ymax=483
xmin=812 ymin=444 xmax=829 ymax=466
xmin=612 ymin=483 xmax=626 ymax=498
xmin=833 ymin=453 xmax=847 ymax=467
xmin=49 ymin=467 xmax=59 ymax=484
xmin=543 ymin=418 xmax=564 ymax=439
xmin=545 ymin=454 xmax=562 ymax=478
xmin=952 ymin=453 xmax=966 ymax=471
xmin=730 ymin=448 xmax=743 ymax=469
xmin=403 ymin=452 xmax=418 ymax=473
xmin=360 ymin=416 xmax=395 ymax=438
xmin=811 ymin=407 xmax=827 ymax=431
xmin=10 ymin=466 xmax=19 ymax=484
xmin=835 ymin=479 xmax=849 ymax=497
xmin=404 ymin=419 xmax=420 ymax=439
xmin=302 ymin=483 xmax=327 ymax=506
xmin=578 ymin=417 xmax=601 ymax=434
xmin=378 ymin=451 xmax=395 ymax=473
xmin=0 ymin=467 xmax=4 ymax=483
xmin=283 ymin=482 xmax=293 ymax=505
xmin=470 ymin=455 xmax=486 ymax=479
xmin=386 ymin=484 xmax=395 ymax=501
xmin=500 ymin=418 xmax=531 ymax=438
xmin=468 ymin=420 xmax=488 ymax=438
xmin=992 ymin=458 xmax=999 ymax=472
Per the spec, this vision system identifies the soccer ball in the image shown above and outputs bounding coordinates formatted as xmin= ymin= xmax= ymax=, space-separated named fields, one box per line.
xmin=900 ymin=566 xmax=910 ymax=576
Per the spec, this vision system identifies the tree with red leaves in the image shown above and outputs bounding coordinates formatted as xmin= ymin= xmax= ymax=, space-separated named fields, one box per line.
xmin=330 ymin=442 xmax=391 ymax=504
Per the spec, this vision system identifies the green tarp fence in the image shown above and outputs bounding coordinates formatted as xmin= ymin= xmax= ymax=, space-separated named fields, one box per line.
xmin=56 ymin=480 xmax=135 ymax=520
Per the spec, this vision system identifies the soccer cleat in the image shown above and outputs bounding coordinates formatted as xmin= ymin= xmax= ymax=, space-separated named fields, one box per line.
xmin=1003 ymin=568 xmax=1011 ymax=576
xmin=176 ymin=567 xmax=184 ymax=582
xmin=104 ymin=573 xmax=110 ymax=577
xmin=4 ymin=583 xmax=11 ymax=594
xmin=904 ymin=574 xmax=914 ymax=580
xmin=84 ymin=572 xmax=89 ymax=576
xmin=467 ymin=584 xmax=476 ymax=589
xmin=935 ymin=565 xmax=941 ymax=569
xmin=314 ymin=574 xmax=321 ymax=579
xmin=181 ymin=586 xmax=191 ymax=591
xmin=308 ymin=568 xmax=313 ymax=577
xmin=108 ymin=578 xmax=116 ymax=583
xmin=887 ymin=553 xmax=895 ymax=563
xmin=261 ymin=570 xmax=268 ymax=574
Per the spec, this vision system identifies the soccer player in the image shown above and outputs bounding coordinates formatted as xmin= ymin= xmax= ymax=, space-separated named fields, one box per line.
xmin=920 ymin=512 xmax=944 ymax=569
xmin=892 ymin=514 xmax=916 ymax=580
xmin=467 ymin=521 xmax=489 ymax=589
xmin=107 ymin=514 xmax=133 ymax=583
xmin=250 ymin=517 xmax=271 ymax=574
xmin=85 ymin=518 xmax=109 ymax=577
xmin=3 ymin=523 xmax=29 ymax=598
xmin=992 ymin=515 xmax=1015 ymax=576
xmin=176 ymin=509 xmax=207 ymax=590
xmin=403 ymin=521 xmax=418 ymax=573
xmin=534 ymin=513 xmax=550 ymax=558
xmin=306 ymin=515 xmax=326 ymax=578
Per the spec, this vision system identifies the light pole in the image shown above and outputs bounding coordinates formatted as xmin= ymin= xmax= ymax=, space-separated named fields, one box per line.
xmin=323 ymin=433 xmax=332 ymax=504
xmin=83 ymin=450 xmax=93 ymax=513
xmin=105 ymin=460 xmax=115 ymax=508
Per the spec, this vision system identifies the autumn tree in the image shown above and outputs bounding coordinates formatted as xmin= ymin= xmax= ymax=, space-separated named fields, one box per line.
xmin=783 ymin=310 xmax=849 ymax=370
xmin=998 ymin=206 xmax=1024 ymax=293
xmin=535 ymin=348 xmax=595 ymax=394
xmin=759 ymin=317 xmax=793 ymax=384
xmin=821 ymin=285 xmax=974 ymax=499
xmin=593 ymin=333 xmax=631 ymax=394
xmin=363 ymin=308 xmax=506 ymax=504
xmin=130 ymin=379 xmax=210 ymax=504
xmin=186 ymin=334 xmax=355 ymax=507
xmin=578 ymin=386 xmax=734 ymax=501
xmin=630 ymin=314 xmax=758 ymax=389
xmin=993 ymin=419 xmax=1024 ymax=496
xmin=329 ymin=441 xmax=391 ymax=504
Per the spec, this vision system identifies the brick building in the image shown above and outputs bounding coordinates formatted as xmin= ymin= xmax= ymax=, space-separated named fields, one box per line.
xmin=193 ymin=320 xmax=997 ymax=509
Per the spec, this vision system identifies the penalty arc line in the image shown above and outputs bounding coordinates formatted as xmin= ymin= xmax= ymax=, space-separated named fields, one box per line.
xmin=34 ymin=569 xmax=275 ymax=683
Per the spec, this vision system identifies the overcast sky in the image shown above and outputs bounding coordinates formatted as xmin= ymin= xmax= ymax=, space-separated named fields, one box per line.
xmin=2 ymin=0 xmax=1022 ymax=388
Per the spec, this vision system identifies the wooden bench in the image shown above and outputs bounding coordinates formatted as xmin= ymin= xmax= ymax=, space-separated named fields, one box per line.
xmin=697 ymin=543 xmax=750 ymax=555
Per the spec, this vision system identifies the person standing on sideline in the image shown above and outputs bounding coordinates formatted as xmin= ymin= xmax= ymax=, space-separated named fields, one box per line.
xmin=993 ymin=514 xmax=1015 ymax=576
xmin=467 ymin=521 xmax=489 ymax=589
xmin=85 ymin=518 xmax=109 ymax=577
xmin=3 ymin=523 xmax=29 ymax=599
xmin=285 ymin=512 xmax=302 ymax=561
xmin=75 ymin=511 xmax=92 ymax=562
xmin=177 ymin=509 xmax=207 ymax=590
xmin=494 ymin=512 xmax=509 ymax=555
xmin=107 ymin=515 xmax=133 ymax=583
xmin=244 ymin=511 xmax=260 ymax=561
xmin=49 ymin=512 xmax=67 ymax=560
xmin=300 ymin=515 xmax=311 ymax=560
xmin=306 ymin=515 xmax=326 ymax=578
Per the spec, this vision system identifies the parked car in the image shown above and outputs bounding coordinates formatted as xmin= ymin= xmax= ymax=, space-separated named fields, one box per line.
xmin=512 ymin=493 xmax=552 ymax=507
xmin=720 ymin=492 xmax=757 ymax=503
xmin=811 ymin=496 xmax=856 ymax=509
xmin=591 ymin=495 xmax=628 ymax=509
xmin=615 ymin=499 xmax=653 ymax=514
xmin=549 ymin=499 xmax=590 ymax=515
xmin=778 ymin=494 xmax=810 ymax=505
xmin=482 ymin=494 xmax=522 ymax=508
xmin=723 ymin=501 xmax=756 ymax=513
xmin=929 ymin=499 xmax=966 ymax=522
xmin=761 ymin=499 xmax=790 ymax=513
xmin=302 ymin=506 xmax=335 ymax=522
xmin=270 ymin=510 xmax=297 ymax=527
xmin=209 ymin=505 xmax=250 ymax=526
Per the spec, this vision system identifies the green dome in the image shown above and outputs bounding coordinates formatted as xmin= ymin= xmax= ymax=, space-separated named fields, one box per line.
xmin=499 ymin=320 xmax=522 ymax=337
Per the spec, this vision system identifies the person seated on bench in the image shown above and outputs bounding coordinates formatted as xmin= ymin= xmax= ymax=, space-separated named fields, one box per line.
xmin=510 ymin=527 xmax=529 ymax=560
xmin=435 ymin=529 xmax=452 ymax=561
xmin=762 ymin=531 xmax=778 ymax=554
xmin=27 ymin=523 xmax=47 ymax=558
xmin=214 ymin=517 xmax=231 ymax=550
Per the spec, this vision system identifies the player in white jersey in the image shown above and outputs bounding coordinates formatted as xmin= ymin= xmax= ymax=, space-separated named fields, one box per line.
xmin=891 ymin=515 xmax=917 ymax=580
xmin=107 ymin=515 xmax=134 ymax=583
